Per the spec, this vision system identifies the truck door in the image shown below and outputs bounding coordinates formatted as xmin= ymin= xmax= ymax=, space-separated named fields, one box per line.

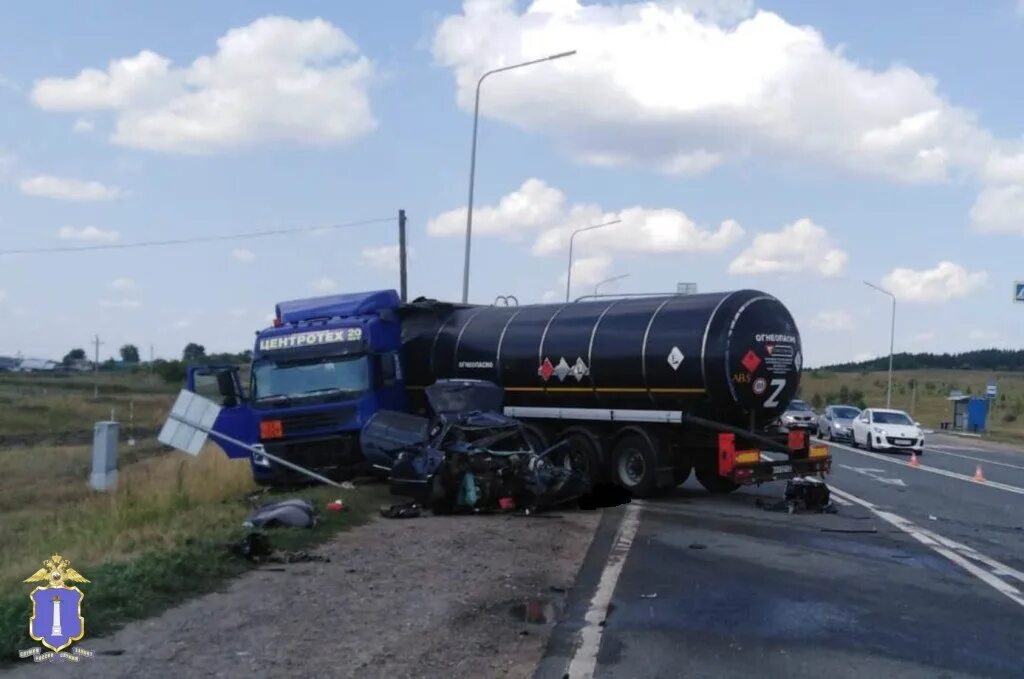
xmin=185 ymin=365 xmax=256 ymax=459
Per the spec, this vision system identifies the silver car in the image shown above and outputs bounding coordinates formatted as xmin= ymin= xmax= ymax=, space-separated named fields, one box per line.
xmin=780 ymin=399 xmax=817 ymax=429
xmin=817 ymin=404 xmax=861 ymax=442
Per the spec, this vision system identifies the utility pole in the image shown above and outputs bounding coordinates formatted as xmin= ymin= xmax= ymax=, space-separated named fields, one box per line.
xmin=149 ymin=344 xmax=154 ymax=374
xmin=398 ymin=209 xmax=408 ymax=303
xmin=92 ymin=334 xmax=103 ymax=398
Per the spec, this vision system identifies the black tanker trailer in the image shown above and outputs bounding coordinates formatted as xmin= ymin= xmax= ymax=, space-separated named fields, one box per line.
xmin=399 ymin=289 xmax=831 ymax=497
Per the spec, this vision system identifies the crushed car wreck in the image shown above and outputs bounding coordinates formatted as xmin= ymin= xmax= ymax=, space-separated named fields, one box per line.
xmin=360 ymin=379 xmax=588 ymax=514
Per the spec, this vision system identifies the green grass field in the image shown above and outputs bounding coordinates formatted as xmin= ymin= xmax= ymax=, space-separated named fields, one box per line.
xmin=0 ymin=370 xmax=379 ymax=663
xmin=800 ymin=369 xmax=1024 ymax=443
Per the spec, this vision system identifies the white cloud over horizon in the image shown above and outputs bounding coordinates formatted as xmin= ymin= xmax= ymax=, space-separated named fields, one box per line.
xmin=231 ymin=248 xmax=256 ymax=263
xmin=32 ymin=16 xmax=376 ymax=153
xmin=20 ymin=174 xmax=121 ymax=201
xmin=57 ymin=226 xmax=120 ymax=243
xmin=729 ymin=218 xmax=847 ymax=277
xmin=881 ymin=261 xmax=987 ymax=303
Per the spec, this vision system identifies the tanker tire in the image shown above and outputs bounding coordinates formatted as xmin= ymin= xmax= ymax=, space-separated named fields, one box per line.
xmin=695 ymin=465 xmax=741 ymax=494
xmin=559 ymin=430 xmax=603 ymax=485
xmin=673 ymin=461 xmax=693 ymax=486
xmin=521 ymin=423 xmax=551 ymax=455
xmin=429 ymin=474 xmax=454 ymax=515
xmin=612 ymin=434 xmax=658 ymax=498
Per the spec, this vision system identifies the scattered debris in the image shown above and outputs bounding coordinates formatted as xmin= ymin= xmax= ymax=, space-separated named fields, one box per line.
xmin=340 ymin=481 xmax=356 ymax=490
xmin=243 ymin=498 xmax=317 ymax=529
xmin=757 ymin=477 xmax=835 ymax=514
xmin=819 ymin=528 xmax=878 ymax=534
xmin=380 ymin=502 xmax=422 ymax=519
xmin=326 ymin=498 xmax=346 ymax=512
xmin=640 ymin=593 xmax=658 ymax=599
xmin=688 ymin=543 xmax=707 ymax=550
xmin=228 ymin=532 xmax=330 ymax=564
xmin=510 ymin=597 xmax=559 ymax=624
xmin=928 ymin=515 xmax=938 ymax=521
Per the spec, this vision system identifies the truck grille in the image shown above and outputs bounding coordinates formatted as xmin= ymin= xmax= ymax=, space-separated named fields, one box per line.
xmin=279 ymin=407 xmax=356 ymax=436
xmin=264 ymin=435 xmax=361 ymax=469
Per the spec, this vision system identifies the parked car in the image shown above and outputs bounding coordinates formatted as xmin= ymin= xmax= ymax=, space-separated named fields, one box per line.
xmin=780 ymin=399 xmax=817 ymax=430
xmin=817 ymin=405 xmax=861 ymax=442
xmin=851 ymin=408 xmax=924 ymax=454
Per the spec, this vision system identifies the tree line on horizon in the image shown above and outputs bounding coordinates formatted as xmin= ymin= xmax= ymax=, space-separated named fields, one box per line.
xmin=817 ymin=349 xmax=1024 ymax=373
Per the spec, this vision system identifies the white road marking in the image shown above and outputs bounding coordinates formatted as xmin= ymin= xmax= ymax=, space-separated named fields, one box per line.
xmin=925 ymin=447 xmax=1024 ymax=471
xmin=829 ymin=486 xmax=1024 ymax=609
xmin=830 ymin=494 xmax=853 ymax=506
xmin=839 ymin=464 xmax=907 ymax=487
xmin=567 ymin=503 xmax=641 ymax=679
xmin=929 ymin=444 xmax=989 ymax=453
xmin=819 ymin=438 xmax=1024 ymax=497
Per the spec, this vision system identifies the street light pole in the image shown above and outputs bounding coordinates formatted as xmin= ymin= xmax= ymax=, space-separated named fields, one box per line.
xmin=461 ymin=50 xmax=577 ymax=304
xmin=565 ymin=219 xmax=622 ymax=302
xmin=594 ymin=273 xmax=630 ymax=296
xmin=864 ymin=281 xmax=896 ymax=408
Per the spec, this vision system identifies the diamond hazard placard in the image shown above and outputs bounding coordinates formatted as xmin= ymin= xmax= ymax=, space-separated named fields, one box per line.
xmin=741 ymin=350 xmax=761 ymax=374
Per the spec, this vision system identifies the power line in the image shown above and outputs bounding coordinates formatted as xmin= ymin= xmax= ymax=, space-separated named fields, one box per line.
xmin=0 ymin=216 xmax=395 ymax=256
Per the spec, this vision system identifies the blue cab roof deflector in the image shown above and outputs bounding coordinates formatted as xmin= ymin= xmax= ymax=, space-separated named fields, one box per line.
xmin=276 ymin=290 xmax=400 ymax=324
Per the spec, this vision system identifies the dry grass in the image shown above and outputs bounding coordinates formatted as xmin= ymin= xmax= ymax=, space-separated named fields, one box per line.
xmin=801 ymin=369 xmax=1024 ymax=443
xmin=0 ymin=443 xmax=257 ymax=595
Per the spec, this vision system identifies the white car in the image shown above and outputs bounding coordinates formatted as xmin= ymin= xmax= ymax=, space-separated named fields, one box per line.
xmin=851 ymin=408 xmax=924 ymax=454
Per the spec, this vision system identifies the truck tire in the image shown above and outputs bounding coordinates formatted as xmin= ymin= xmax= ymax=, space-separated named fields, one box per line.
xmin=558 ymin=428 xmax=604 ymax=485
xmin=612 ymin=433 xmax=658 ymax=498
xmin=521 ymin=423 xmax=551 ymax=455
xmin=695 ymin=465 xmax=741 ymax=494
xmin=673 ymin=459 xmax=693 ymax=486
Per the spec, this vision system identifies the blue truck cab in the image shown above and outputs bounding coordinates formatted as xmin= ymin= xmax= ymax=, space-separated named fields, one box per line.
xmin=187 ymin=290 xmax=406 ymax=484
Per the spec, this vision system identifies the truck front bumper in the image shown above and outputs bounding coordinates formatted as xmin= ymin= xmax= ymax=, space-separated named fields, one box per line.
xmin=251 ymin=433 xmax=366 ymax=485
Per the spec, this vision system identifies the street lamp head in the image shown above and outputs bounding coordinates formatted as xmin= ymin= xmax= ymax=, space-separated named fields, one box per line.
xmin=547 ymin=50 xmax=577 ymax=60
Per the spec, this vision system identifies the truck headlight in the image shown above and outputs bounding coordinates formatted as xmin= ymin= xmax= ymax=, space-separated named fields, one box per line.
xmin=251 ymin=444 xmax=271 ymax=468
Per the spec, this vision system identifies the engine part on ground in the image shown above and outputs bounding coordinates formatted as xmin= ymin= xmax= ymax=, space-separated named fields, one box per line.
xmin=380 ymin=502 xmax=422 ymax=519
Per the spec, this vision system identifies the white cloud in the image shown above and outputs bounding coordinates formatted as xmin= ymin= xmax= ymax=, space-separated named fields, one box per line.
xmin=908 ymin=331 xmax=936 ymax=344
xmin=810 ymin=310 xmax=852 ymax=331
xmin=99 ymin=299 xmax=142 ymax=309
xmin=231 ymin=247 xmax=256 ymax=263
xmin=881 ymin=261 xmax=987 ymax=303
xmin=72 ymin=118 xmax=95 ymax=133
xmin=970 ymin=183 xmax=1024 ymax=234
xmin=433 ymin=1 xmax=990 ymax=182
xmin=429 ymin=178 xmax=744 ymax=257
xmin=968 ymin=328 xmax=1003 ymax=343
xmin=32 ymin=17 xmax=376 ymax=153
xmin=852 ymin=352 xmax=875 ymax=363
xmin=729 ymin=218 xmax=846 ymax=277
xmin=428 ymin=178 xmax=566 ymax=239
xmin=20 ymin=175 xmax=121 ymax=201
xmin=311 ymin=276 xmax=339 ymax=293
xmin=360 ymin=244 xmax=413 ymax=271
xmin=108 ymin=277 xmax=138 ymax=292
xmin=171 ymin=319 xmax=192 ymax=329
xmin=57 ymin=226 xmax=120 ymax=243
xmin=556 ymin=254 xmax=613 ymax=298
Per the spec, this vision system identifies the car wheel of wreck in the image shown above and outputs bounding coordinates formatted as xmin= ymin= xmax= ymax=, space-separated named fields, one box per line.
xmin=695 ymin=465 xmax=741 ymax=494
xmin=521 ymin=423 xmax=550 ymax=456
xmin=612 ymin=434 xmax=658 ymax=498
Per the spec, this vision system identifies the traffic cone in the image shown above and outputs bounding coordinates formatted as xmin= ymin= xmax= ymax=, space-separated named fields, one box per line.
xmin=910 ymin=452 xmax=920 ymax=468
xmin=974 ymin=465 xmax=986 ymax=483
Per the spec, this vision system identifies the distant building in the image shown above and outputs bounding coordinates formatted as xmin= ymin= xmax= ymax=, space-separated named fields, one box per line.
xmin=14 ymin=358 xmax=60 ymax=372
xmin=0 ymin=356 xmax=18 ymax=371
xmin=66 ymin=358 xmax=94 ymax=372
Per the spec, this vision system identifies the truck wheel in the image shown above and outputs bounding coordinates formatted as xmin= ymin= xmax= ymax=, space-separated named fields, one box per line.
xmin=695 ymin=465 xmax=740 ymax=494
xmin=558 ymin=429 xmax=603 ymax=485
xmin=521 ymin=423 xmax=550 ymax=455
xmin=673 ymin=459 xmax=693 ymax=486
xmin=612 ymin=434 xmax=658 ymax=498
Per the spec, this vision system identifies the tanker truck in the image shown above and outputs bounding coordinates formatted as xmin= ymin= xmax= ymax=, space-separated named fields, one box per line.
xmin=185 ymin=288 xmax=831 ymax=497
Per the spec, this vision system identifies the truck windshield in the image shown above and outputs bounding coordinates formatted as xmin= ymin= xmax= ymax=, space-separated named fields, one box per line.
xmin=252 ymin=354 xmax=369 ymax=402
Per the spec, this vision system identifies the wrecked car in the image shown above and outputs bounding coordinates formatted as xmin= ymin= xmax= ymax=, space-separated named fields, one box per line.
xmin=359 ymin=379 xmax=587 ymax=513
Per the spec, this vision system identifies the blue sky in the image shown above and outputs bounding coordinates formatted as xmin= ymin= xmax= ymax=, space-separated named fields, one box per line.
xmin=0 ymin=0 xmax=1021 ymax=366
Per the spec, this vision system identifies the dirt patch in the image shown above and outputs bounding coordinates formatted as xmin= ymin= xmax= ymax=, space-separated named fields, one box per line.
xmin=5 ymin=510 xmax=599 ymax=679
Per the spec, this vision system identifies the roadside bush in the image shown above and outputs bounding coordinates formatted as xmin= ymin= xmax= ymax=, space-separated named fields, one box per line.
xmin=1004 ymin=413 xmax=1018 ymax=424
xmin=811 ymin=393 xmax=823 ymax=410
xmin=153 ymin=360 xmax=186 ymax=385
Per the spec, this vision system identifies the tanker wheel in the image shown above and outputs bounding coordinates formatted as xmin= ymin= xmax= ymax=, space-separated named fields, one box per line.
xmin=612 ymin=434 xmax=658 ymax=498
xmin=695 ymin=465 xmax=741 ymax=494
xmin=558 ymin=430 xmax=603 ymax=485
xmin=673 ymin=458 xmax=693 ymax=486
xmin=521 ymin=423 xmax=550 ymax=455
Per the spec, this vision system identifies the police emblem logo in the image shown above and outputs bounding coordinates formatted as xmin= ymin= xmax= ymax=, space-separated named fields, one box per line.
xmin=20 ymin=555 xmax=94 ymax=663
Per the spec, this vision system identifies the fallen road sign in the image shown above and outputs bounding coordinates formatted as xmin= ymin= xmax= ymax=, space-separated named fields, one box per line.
xmin=158 ymin=389 xmax=344 ymax=488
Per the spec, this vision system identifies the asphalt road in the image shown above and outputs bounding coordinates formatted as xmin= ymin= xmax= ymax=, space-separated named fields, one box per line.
xmin=538 ymin=433 xmax=1024 ymax=679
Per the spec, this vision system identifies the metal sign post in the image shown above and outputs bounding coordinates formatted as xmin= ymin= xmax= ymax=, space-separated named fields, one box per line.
xmin=158 ymin=390 xmax=344 ymax=489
